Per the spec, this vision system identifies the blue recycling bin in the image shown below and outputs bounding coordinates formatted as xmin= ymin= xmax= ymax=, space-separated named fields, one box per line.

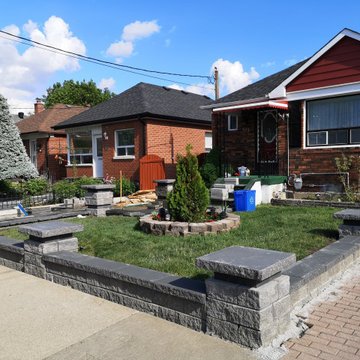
xmin=233 ymin=190 xmax=256 ymax=212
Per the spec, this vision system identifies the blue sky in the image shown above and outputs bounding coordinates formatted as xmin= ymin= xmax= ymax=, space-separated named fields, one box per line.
xmin=1 ymin=0 xmax=360 ymax=113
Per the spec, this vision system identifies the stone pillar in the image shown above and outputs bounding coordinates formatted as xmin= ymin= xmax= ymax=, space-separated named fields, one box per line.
xmin=82 ymin=184 xmax=115 ymax=217
xmin=153 ymin=179 xmax=175 ymax=208
xmin=333 ymin=209 xmax=360 ymax=238
xmin=19 ymin=221 xmax=83 ymax=279
xmin=196 ymin=246 xmax=296 ymax=349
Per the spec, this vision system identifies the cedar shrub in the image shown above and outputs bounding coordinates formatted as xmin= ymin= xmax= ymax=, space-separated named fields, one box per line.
xmin=167 ymin=145 xmax=209 ymax=222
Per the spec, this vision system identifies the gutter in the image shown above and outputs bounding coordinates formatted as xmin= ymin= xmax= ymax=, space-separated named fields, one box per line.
xmin=200 ymin=96 xmax=268 ymax=110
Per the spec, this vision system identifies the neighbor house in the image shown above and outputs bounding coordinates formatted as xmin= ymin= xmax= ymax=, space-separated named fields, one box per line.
xmin=205 ymin=28 xmax=360 ymax=190
xmin=16 ymin=100 xmax=89 ymax=181
xmin=53 ymin=82 xmax=212 ymax=188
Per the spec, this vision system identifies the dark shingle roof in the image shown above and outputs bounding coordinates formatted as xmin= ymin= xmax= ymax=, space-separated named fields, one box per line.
xmin=212 ymin=60 xmax=308 ymax=105
xmin=54 ymin=82 xmax=212 ymax=129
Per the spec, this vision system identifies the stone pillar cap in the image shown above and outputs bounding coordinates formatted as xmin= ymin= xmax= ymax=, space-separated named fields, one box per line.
xmin=19 ymin=221 xmax=84 ymax=238
xmin=81 ymin=184 xmax=115 ymax=190
xmin=195 ymin=245 xmax=296 ymax=282
xmin=153 ymin=179 xmax=175 ymax=184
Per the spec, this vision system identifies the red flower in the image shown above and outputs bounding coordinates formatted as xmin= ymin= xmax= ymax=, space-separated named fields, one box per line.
xmin=210 ymin=220 xmax=213 ymax=222
xmin=157 ymin=215 xmax=161 ymax=220
xmin=235 ymin=173 xmax=239 ymax=176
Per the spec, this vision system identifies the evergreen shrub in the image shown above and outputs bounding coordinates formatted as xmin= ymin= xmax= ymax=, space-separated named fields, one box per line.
xmin=167 ymin=145 xmax=210 ymax=223
xmin=199 ymin=146 xmax=234 ymax=188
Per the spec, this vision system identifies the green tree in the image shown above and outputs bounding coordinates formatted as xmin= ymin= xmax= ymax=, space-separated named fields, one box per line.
xmin=167 ymin=145 xmax=210 ymax=223
xmin=42 ymin=79 xmax=115 ymax=108
xmin=0 ymin=94 xmax=38 ymax=180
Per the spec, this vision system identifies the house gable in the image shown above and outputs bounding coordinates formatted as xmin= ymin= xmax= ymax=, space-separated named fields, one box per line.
xmin=286 ymin=36 xmax=360 ymax=93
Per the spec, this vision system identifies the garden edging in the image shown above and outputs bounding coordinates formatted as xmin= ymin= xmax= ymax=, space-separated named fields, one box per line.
xmin=0 ymin=219 xmax=359 ymax=349
xmin=139 ymin=213 xmax=240 ymax=236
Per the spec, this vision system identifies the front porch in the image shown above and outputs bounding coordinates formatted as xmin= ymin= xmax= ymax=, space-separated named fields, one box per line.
xmin=212 ymin=101 xmax=289 ymax=177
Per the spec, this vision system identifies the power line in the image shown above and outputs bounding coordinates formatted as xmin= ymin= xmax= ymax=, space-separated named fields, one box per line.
xmin=0 ymin=30 xmax=214 ymax=90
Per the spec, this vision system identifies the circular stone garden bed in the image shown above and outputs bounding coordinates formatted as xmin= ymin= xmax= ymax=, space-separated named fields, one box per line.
xmin=139 ymin=213 xmax=240 ymax=236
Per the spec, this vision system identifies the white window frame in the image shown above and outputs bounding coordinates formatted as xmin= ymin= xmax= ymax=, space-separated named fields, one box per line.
xmin=304 ymin=95 xmax=360 ymax=149
xmin=205 ymin=132 xmax=212 ymax=153
xmin=67 ymin=131 xmax=93 ymax=165
xmin=114 ymin=128 xmax=135 ymax=159
xmin=228 ymin=115 xmax=238 ymax=131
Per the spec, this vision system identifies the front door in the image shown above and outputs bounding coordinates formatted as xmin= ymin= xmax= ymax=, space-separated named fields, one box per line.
xmin=29 ymin=139 xmax=37 ymax=168
xmin=94 ymin=135 xmax=103 ymax=178
xmin=257 ymin=110 xmax=278 ymax=174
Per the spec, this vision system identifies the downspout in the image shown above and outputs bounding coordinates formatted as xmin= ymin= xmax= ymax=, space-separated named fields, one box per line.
xmin=140 ymin=118 xmax=146 ymax=157
xmin=287 ymin=113 xmax=290 ymax=177
xmin=45 ymin=136 xmax=50 ymax=180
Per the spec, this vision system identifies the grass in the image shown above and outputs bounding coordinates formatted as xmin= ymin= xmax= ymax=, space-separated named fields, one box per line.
xmin=0 ymin=205 xmax=342 ymax=280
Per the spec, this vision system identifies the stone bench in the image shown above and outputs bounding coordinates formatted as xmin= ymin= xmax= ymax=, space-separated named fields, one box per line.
xmin=196 ymin=246 xmax=296 ymax=348
xmin=333 ymin=209 xmax=360 ymax=238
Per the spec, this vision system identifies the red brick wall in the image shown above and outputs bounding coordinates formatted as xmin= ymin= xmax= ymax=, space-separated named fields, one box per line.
xmin=66 ymin=166 xmax=93 ymax=178
xmin=146 ymin=118 xmax=211 ymax=178
xmin=212 ymin=111 xmax=257 ymax=173
xmin=102 ymin=120 xmax=144 ymax=181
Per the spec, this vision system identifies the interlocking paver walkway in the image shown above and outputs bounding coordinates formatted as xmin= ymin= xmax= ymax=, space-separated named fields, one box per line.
xmin=283 ymin=271 xmax=360 ymax=360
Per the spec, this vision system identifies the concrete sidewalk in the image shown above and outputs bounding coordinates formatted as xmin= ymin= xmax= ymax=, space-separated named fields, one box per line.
xmin=0 ymin=266 xmax=254 ymax=360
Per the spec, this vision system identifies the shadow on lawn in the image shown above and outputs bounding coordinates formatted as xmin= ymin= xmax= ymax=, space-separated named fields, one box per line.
xmin=309 ymin=228 xmax=339 ymax=239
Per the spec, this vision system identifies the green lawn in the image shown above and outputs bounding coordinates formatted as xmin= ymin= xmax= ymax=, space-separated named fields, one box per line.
xmin=0 ymin=205 xmax=342 ymax=280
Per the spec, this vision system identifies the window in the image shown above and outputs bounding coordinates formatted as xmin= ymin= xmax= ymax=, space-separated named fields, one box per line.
xmin=115 ymin=129 xmax=135 ymax=157
xmin=205 ymin=132 xmax=212 ymax=152
xmin=228 ymin=115 xmax=238 ymax=131
xmin=68 ymin=131 xmax=93 ymax=164
xmin=307 ymin=94 xmax=360 ymax=146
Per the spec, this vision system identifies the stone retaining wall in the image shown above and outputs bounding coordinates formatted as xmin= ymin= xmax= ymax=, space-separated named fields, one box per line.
xmin=139 ymin=213 xmax=240 ymax=236
xmin=0 ymin=219 xmax=360 ymax=349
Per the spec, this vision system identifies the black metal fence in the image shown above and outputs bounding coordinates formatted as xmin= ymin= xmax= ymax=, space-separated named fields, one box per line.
xmin=0 ymin=191 xmax=56 ymax=210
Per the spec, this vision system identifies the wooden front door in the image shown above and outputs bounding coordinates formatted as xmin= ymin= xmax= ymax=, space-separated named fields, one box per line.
xmin=140 ymin=154 xmax=165 ymax=190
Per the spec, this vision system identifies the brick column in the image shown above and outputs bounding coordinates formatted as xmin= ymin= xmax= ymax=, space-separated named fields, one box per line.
xmin=196 ymin=246 xmax=296 ymax=348
xmin=82 ymin=184 xmax=115 ymax=217
xmin=19 ymin=221 xmax=83 ymax=279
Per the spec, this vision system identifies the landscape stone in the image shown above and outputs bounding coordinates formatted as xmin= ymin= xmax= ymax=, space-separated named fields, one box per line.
xmin=196 ymin=246 xmax=296 ymax=282
xmin=333 ymin=209 xmax=360 ymax=220
xmin=81 ymin=184 xmax=115 ymax=190
xmin=18 ymin=221 xmax=83 ymax=239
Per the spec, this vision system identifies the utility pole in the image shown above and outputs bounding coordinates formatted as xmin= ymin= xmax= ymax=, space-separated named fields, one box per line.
xmin=214 ymin=67 xmax=219 ymax=100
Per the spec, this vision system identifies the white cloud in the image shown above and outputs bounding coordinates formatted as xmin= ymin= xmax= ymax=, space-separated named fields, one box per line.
xmin=0 ymin=16 xmax=86 ymax=113
xmin=168 ymin=83 xmax=214 ymax=97
xmin=106 ymin=20 xmax=160 ymax=60
xmin=169 ymin=26 xmax=176 ymax=34
xmin=261 ymin=61 xmax=276 ymax=68
xmin=168 ymin=59 xmax=260 ymax=99
xmin=98 ymin=77 xmax=115 ymax=90
xmin=165 ymin=39 xmax=171 ymax=47
xmin=122 ymin=20 xmax=160 ymax=41
xmin=212 ymin=59 xmax=259 ymax=94
xmin=106 ymin=40 xmax=133 ymax=57
xmin=23 ymin=20 xmax=37 ymax=34
xmin=284 ymin=59 xmax=297 ymax=66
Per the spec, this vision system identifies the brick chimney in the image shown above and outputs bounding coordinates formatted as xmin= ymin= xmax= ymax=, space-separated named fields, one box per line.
xmin=34 ymin=98 xmax=45 ymax=114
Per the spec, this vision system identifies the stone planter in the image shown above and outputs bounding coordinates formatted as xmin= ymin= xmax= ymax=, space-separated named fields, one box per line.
xmin=139 ymin=213 xmax=240 ymax=236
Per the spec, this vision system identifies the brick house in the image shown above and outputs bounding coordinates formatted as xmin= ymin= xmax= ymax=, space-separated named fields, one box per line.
xmin=53 ymin=82 xmax=212 ymax=187
xmin=205 ymin=28 xmax=360 ymax=191
xmin=16 ymin=101 xmax=89 ymax=182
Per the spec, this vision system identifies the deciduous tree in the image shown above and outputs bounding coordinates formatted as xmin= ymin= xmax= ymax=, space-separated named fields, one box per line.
xmin=42 ymin=79 xmax=115 ymax=108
